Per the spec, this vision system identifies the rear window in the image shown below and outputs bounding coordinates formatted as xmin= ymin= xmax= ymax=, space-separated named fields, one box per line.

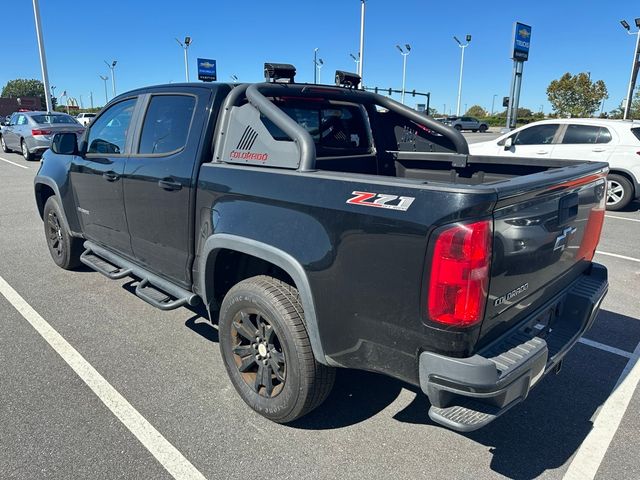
xmin=562 ymin=124 xmax=611 ymax=144
xmin=138 ymin=95 xmax=195 ymax=155
xmin=262 ymin=103 xmax=370 ymax=155
xmin=631 ymin=127 xmax=640 ymax=142
xmin=32 ymin=114 xmax=77 ymax=124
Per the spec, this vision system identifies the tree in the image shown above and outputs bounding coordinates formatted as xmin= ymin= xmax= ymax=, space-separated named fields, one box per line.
xmin=465 ymin=105 xmax=487 ymax=117
xmin=517 ymin=107 xmax=533 ymax=117
xmin=608 ymin=90 xmax=640 ymax=119
xmin=1 ymin=78 xmax=46 ymax=110
xmin=546 ymin=72 xmax=608 ymax=118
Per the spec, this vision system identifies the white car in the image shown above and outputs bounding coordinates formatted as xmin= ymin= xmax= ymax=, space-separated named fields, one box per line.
xmin=470 ymin=118 xmax=640 ymax=210
xmin=76 ymin=112 xmax=96 ymax=127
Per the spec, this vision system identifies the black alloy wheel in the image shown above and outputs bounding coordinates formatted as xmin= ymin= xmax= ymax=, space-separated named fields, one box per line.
xmin=231 ymin=309 xmax=286 ymax=398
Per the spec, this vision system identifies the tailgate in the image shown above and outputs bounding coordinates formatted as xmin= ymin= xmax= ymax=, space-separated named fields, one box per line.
xmin=481 ymin=165 xmax=608 ymax=344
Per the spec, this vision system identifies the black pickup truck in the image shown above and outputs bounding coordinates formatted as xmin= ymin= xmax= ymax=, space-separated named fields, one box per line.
xmin=34 ymin=65 xmax=608 ymax=432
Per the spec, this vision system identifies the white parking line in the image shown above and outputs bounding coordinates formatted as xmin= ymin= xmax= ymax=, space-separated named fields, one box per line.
xmin=606 ymin=215 xmax=640 ymax=224
xmin=595 ymin=251 xmax=640 ymax=263
xmin=578 ymin=337 xmax=634 ymax=359
xmin=0 ymin=275 xmax=207 ymax=480
xmin=0 ymin=156 xmax=29 ymax=169
xmin=563 ymin=340 xmax=640 ymax=480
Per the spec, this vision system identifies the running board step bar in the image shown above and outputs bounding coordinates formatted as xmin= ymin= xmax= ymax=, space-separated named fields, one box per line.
xmin=81 ymin=241 xmax=199 ymax=311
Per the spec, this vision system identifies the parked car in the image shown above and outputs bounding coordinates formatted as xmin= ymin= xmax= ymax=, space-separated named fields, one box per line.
xmin=443 ymin=116 xmax=489 ymax=132
xmin=76 ymin=112 xmax=97 ymax=126
xmin=35 ymin=68 xmax=608 ymax=432
xmin=0 ymin=111 xmax=84 ymax=160
xmin=470 ymin=118 xmax=640 ymax=210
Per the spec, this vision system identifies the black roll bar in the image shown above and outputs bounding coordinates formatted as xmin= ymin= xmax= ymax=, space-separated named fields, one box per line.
xmin=236 ymin=82 xmax=469 ymax=172
xmin=246 ymin=83 xmax=317 ymax=171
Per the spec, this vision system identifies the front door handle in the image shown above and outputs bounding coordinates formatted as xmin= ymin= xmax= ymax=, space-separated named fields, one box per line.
xmin=536 ymin=150 xmax=549 ymax=155
xmin=102 ymin=171 xmax=119 ymax=182
xmin=158 ymin=178 xmax=182 ymax=191
xmin=592 ymin=148 xmax=606 ymax=153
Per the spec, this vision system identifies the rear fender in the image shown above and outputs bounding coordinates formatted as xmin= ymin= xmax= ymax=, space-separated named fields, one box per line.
xmin=198 ymin=234 xmax=327 ymax=365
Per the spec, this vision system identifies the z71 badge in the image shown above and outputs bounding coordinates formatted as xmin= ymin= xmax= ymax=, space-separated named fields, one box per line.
xmin=346 ymin=191 xmax=415 ymax=211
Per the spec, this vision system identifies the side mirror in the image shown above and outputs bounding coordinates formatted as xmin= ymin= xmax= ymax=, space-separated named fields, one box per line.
xmin=503 ymin=137 xmax=513 ymax=150
xmin=51 ymin=132 xmax=78 ymax=155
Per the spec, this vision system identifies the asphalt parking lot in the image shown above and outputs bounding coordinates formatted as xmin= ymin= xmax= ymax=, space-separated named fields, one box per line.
xmin=1 ymin=147 xmax=639 ymax=480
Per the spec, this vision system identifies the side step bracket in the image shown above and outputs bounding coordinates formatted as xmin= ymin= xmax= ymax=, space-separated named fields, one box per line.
xmin=80 ymin=241 xmax=199 ymax=311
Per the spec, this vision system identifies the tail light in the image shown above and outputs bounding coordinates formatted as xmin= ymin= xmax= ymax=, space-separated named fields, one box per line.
xmin=428 ymin=220 xmax=492 ymax=327
xmin=32 ymin=129 xmax=52 ymax=136
xmin=577 ymin=181 xmax=606 ymax=261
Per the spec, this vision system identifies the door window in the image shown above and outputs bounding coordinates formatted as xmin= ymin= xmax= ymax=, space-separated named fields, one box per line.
xmin=138 ymin=95 xmax=195 ymax=155
xmin=513 ymin=124 xmax=559 ymax=145
xmin=86 ymin=98 xmax=136 ymax=155
xmin=16 ymin=115 xmax=28 ymax=126
xmin=562 ymin=125 xmax=611 ymax=144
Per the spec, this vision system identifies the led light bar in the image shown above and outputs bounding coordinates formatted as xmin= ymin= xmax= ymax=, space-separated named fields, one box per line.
xmin=335 ymin=70 xmax=361 ymax=88
xmin=264 ymin=63 xmax=296 ymax=83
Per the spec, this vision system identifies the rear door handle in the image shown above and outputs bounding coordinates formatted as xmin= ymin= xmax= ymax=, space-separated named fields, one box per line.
xmin=592 ymin=148 xmax=606 ymax=153
xmin=536 ymin=150 xmax=549 ymax=154
xmin=102 ymin=171 xmax=119 ymax=182
xmin=158 ymin=178 xmax=182 ymax=191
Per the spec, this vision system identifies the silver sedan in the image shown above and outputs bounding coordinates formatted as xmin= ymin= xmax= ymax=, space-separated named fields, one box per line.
xmin=1 ymin=111 xmax=84 ymax=160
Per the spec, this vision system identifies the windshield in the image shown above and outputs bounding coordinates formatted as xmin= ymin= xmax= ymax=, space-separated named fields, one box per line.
xmin=31 ymin=115 xmax=78 ymax=125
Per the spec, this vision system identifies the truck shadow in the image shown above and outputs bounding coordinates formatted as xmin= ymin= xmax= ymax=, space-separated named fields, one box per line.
xmin=289 ymin=309 xmax=636 ymax=479
xmin=179 ymin=301 xmax=636 ymax=479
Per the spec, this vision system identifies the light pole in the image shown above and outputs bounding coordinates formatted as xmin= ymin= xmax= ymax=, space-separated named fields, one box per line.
xmin=175 ymin=36 xmax=192 ymax=82
xmin=99 ymin=75 xmax=109 ymax=104
xmin=32 ymin=0 xmax=53 ymax=113
xmin=315 ymin=58 xmax=324 ymax=84
xmin=350 ymin=53 xmax=360 ymax=73
xmin=620 ymin=19 xmax=640 ymax=120
xmin=396 ymin=44 xmax=411 ymax=104
xmin=358 ymin=0 xmax=366 ymax=84
xmin=104 ymin=60 xmax=117 ymax=97
xmin=314 ymin=48 xmax=319 ymax=83
xmin=491 ymin=94 xmax=497 ymax=115
xmin=453 ymin=34 xmax=471 ymax=116
xmin=90 ymin=91 xmax=94 ymax=109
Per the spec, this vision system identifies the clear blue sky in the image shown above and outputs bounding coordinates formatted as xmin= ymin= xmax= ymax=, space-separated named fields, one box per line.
xmin=2 ymin=0 xmax=638 ymax=114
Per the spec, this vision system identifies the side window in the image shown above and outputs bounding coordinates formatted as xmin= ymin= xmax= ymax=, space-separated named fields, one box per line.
xmin=561 ymin=125 xmax=602 ymax=144
xmin=86 ymin=98 xmax=136 ymax=155
xmin=17 ymin=115 xmax=28 ymax=126
xmin=138 ymin=95 xmax=195 ymax=155
xmin=514 ymin=124 xmax=559 ymax=145
xmin=8 ymin=114 xmax=17 ymax=125
xmin=596 ymin=127 xmax=612 ymax=144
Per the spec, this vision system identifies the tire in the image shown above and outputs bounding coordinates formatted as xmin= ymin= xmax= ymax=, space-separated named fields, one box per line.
xmin=21 ymin=139 xmax=34 ymax=161
xmin=606 ymin=174 xmax=634 ymax=211
xmin=43 ymin=196 xmax=83 ymax=269
xmin=219 ymin=275 xmax=335 ymax=423
xmin=479 ymin=124 xmax=488 ymax=133
xmin=454 ymin=124 xmax=462 ymax=131
xmin=0 ymin=134 xmax=10 ymax=153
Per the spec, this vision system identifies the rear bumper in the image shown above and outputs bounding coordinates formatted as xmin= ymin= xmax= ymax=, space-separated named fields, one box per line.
xmin=419 ymin=263 xmax=608 ymax=432
xmin=26 ymin=136 xmax=52 ymax=152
